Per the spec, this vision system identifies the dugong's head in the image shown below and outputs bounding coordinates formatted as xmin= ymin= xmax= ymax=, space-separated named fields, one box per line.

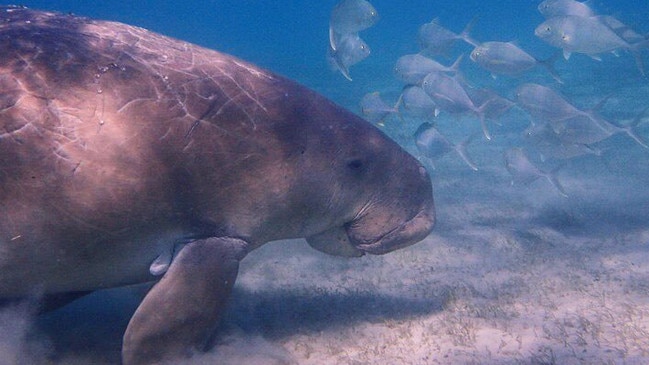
xmin=287 ymin=89 xmax=435 ymax=257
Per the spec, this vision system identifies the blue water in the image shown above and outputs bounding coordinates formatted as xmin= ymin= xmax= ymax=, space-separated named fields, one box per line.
xmin=18 ymin=1 xmax=649 ymax=106
xmin=7 ymin=1 xmax=649 ymax=363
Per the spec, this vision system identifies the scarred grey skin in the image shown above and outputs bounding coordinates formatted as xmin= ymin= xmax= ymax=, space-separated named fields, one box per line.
xmin=0 ymin=7 xmax=435 ymax=364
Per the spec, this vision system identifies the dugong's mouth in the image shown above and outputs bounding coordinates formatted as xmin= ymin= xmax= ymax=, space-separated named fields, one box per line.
xmin=352 ymin=204 xmax=435 ymax=255
xmin=306 ymin=204 xmax=435 ymax=257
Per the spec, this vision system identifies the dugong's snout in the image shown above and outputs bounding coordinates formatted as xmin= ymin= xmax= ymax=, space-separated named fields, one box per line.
xmin=347 ymin=159 xmax=435 ymax=255
xmin=353 ymin=195 xmax=435 ymax=255
xmin=307 ymin=162 xmax=435 ymax=257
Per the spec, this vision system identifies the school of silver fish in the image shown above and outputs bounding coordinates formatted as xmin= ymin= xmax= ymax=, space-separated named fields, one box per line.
xmin=346 ymin=0 xmax=648 ymax=197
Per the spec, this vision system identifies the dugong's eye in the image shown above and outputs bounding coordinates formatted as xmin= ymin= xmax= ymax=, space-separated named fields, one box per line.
xmin=347 ymin=158 xmax=365 ymax=174
xmin=347 ymin=159 xmax=364 ymax=170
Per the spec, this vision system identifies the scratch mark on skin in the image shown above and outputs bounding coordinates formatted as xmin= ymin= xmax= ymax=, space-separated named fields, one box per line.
xmin=182 ymin=139 xmax=194 ymax=151
xmin=213 ymin=97 xmax=237 ymax=118
xmin=116 ymin=97 xmax=158 ymax=114
xmin=52 ymin=145 xmax=82 ymax=174
xmin=184 ymin=120 xmax=200 ymax=139
xmin=0 ymin=122 xmax=33 ymax=138
xmin=231 ymin=60 xmax=274 ymax=80
xmin=0 ymin=93 xmax=20 ymax=113
xmin=215 ymin=67 xmax=269 ymax=115
xmin=159 ymin=126 xmax=173 ymax=141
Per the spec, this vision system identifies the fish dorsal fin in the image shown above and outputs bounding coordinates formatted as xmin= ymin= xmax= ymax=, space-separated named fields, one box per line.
xmin=329 ymin=27 xmax=338 ymax=52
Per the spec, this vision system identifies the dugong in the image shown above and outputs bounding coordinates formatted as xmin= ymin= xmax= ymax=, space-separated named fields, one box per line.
xmin=0 ymin=6 xmax=435 ymax=364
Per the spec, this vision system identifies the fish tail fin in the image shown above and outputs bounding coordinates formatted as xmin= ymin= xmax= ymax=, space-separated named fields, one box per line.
xmin=460 ymin=16 xmax=480 ymax=47
xmin=545 ymin=166 xmax=569 ymax=198
xmin=539 ymin=50 xmax=564 ymax=84
xmin=450 ymin=53 xmax=465 ymax=72
xmin=455 ymin=134 xmax=479 ymax=171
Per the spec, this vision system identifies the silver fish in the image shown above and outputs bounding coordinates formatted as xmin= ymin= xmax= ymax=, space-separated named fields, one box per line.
xmin=394 ymin=53 xmax=463 ymax=85
xmin=515 ymin=83 xmax=584 ymax=122
xmin=400 ymin=85 xmax=439 ymax=119
xmin=523 ymin=122 xmax=601 ymax=160
xmin=538 ymin=0 xmax=596 ymax=18
xmin=360 ymin=92 xmax=399 ymax=126
xmin=515 ymin=83 xmax=648 ymax=147
xmin=551 ymin=114 xmax=614 ymax=145
xmin=327 ymin=32 xmax=371 ymax=81
xmin=535 ymin=15 xmax=648 ymax=74
xmin=418 ymin=18 xmax=479 ymax=55
xmin=329 ymin=0 xmax=378 ymax=49
xmin=503 ymin=147 xmax=568 ymax=197
xmin=470 ymin=41 xmax=562 ymax=83
xmin=415 ymin=122 xmax=478 ymax=171
xmin=422 ymin=72 xmax=493 ymax=140
xmin=554 ymin=113 xmax=648 ymax=147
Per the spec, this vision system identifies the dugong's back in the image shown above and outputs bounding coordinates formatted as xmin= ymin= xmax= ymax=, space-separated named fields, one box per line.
xmin=0 ymin=7 xmax=300 ymax=294
xmin=0 ymin=7 xmax=434 ymax=300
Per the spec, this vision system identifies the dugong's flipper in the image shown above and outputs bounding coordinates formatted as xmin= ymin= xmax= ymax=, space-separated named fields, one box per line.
xmin=122 ymin=237 xmax=249 ymax=365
